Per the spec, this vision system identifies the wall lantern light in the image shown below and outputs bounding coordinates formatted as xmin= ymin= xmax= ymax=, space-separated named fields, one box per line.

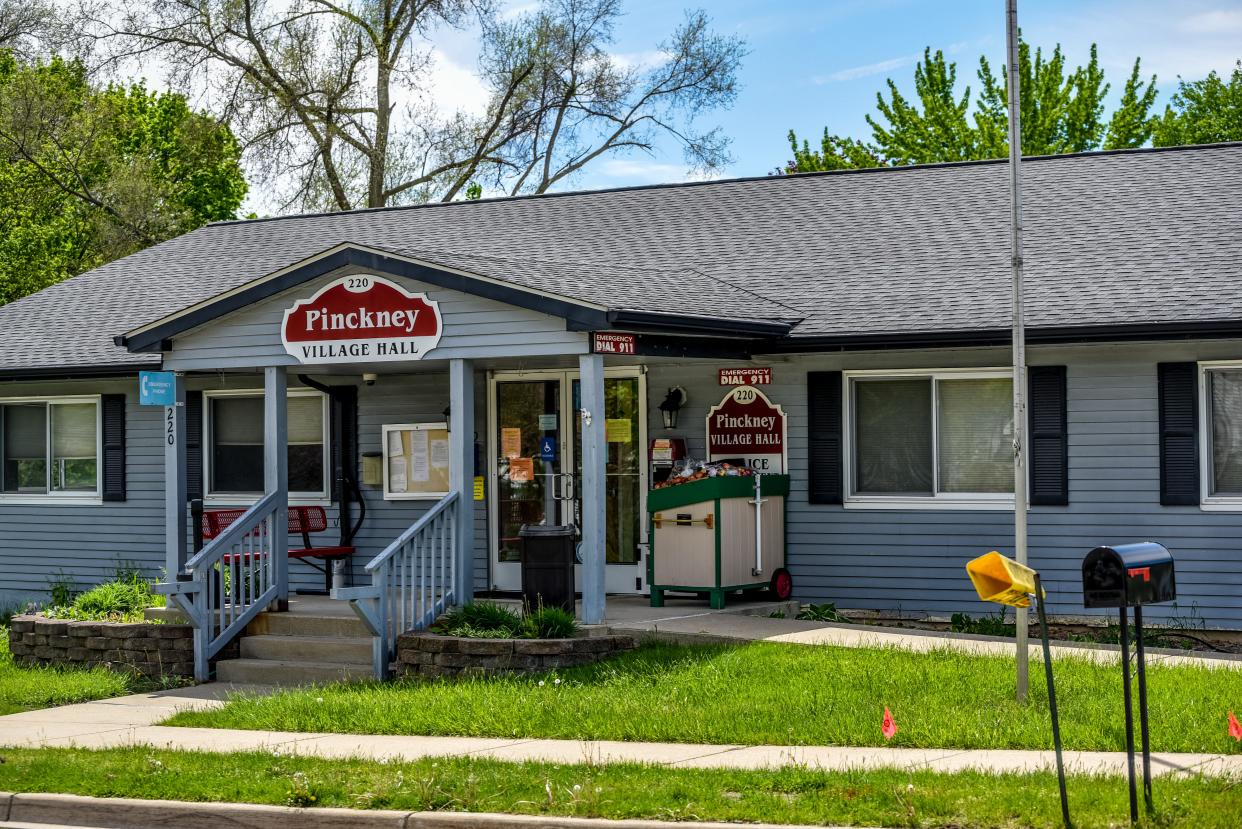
xmin=658 ymin=386 xmax=688 ymax=430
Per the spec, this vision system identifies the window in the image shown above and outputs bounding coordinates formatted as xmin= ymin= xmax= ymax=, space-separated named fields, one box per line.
xmin=0 ymin=397 xmax=100 ymax=498
xmin=205 ymin=390 xmax=328 ymax=498
xmin=846 ymin=370 xmax=1013 ymax=508
xmin=1201 ymin=365 xmax=1242 ymax=505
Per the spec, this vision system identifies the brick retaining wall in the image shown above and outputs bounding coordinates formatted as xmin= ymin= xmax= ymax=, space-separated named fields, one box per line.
xmin=396 ymin=632 xmax=637 ymax=678
xmin=5 ymin=615 xmax=236 ymax=679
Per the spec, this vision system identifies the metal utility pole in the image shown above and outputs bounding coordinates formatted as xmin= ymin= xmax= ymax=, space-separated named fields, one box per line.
xmin=1005 ymin=0 xmax=1030 ymax=702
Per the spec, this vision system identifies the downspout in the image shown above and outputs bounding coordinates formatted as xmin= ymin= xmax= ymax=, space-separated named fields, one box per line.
xmin=297 ymin=374 xmax=366 ymax=546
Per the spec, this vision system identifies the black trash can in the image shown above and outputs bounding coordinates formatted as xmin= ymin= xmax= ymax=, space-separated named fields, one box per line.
xmin=519 ymin=524 xmax=576 ymax=613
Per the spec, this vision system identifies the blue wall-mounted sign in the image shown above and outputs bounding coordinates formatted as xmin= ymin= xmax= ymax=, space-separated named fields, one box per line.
xmin=539 ymin=436 xmax=557 ymax=462
xmin=139 ymin=371 xmax=177 ymax=406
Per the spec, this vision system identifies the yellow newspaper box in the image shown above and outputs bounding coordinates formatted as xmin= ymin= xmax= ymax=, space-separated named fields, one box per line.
xmin=966 ymin=551 xmax=1038 ymax=608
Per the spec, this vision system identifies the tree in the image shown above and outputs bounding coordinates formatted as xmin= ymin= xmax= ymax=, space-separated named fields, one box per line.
xmin=478 ymin=1 xmax=744 ymax=196
xmin=1152 ymin=61 xmax=1242 ymax=147
xmin=0 ymin=52 xmax=247 ymax=304
xmin=0 ymin=0 xmax=54 ymax=58
xmin=785 ymin=40 xmax=1157 ymax=172
xmin=80 ymin=0 xmax=743 ymax=211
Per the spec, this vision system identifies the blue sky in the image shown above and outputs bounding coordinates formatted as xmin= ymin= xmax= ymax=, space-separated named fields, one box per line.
xmin=470 ymin=0 xmax=1242 ymax=191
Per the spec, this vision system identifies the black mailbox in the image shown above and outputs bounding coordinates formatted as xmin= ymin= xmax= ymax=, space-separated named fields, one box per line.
xmin=1082 ymin=542 xmax=1176 ymax=608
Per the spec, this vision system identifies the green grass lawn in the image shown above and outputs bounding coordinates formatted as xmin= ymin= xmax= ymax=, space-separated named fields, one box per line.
xmin=0 ymin=746 xmax=1238 ymax=828
xmin=167 ymin=641 xmax=1242 ymax=753
xmin=0 ymin=627 xmax=135 ymax=716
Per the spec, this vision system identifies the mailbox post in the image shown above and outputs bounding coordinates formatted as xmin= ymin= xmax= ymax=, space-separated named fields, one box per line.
xmin=1081 ymin=542 xmax=1176 ymax=824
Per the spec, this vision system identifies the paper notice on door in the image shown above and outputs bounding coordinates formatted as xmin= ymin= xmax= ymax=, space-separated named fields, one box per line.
xmin=389 ymin=457 xmax=408 ymax=493
xmin=408 ymin=429 xmax=430 ymax=482
xmin=606 ymin=418 xmax=632 ymax=443
xmin=430 ymin=438 xmax=450 ymax=469
xmin=538 ymin=413 xmax=558 ymax=431
xmin=387 ymin=431 xmax=405 ymax=457
xmin=509 ymin=456 xmax=534 ymax=482
xmin=501 ymin=427 xmax=522 ymax=459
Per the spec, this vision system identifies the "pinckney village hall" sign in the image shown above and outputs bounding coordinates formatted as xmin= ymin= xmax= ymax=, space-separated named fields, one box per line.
xmin=282 ymin=274 xmax=443 ymax=364
xmin=705 ymin=386 xmax=787 ymax=473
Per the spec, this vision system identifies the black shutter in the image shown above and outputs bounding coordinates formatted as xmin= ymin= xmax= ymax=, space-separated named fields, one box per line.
xmin=185 ymin=390 xmax=204 ymax=501
xmin=329 ymin=385 xmax=358 ymax=502
xmin=1028 ymin=366 xmax=1068 ymax=506
xmin=1158 ymin=362 xmax=1200 ymax=506
xmin=807 ymin=371 xmax=843 ymax=504
xmin=101 ymin=394 xmax=127 ymax=502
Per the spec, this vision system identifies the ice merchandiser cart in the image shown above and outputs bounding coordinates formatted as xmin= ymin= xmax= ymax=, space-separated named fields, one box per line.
xmin=647 ymin=473 xmax=791 ymax=608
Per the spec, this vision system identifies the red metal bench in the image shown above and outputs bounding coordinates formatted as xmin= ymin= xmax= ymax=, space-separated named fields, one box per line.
xmin=202 ymin=505 xmax=355 ymax=592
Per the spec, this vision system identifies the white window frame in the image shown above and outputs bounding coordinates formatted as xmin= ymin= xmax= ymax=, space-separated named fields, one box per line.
xmin=843 ymin=368 xmax=1016 ymax=511
xmin=0 ymin=394 xmax=102 ymax=505
xmin=1196 ymin=360 xmax=1242 ymax=511
xmin=203 ymin=388 xmax=331 ymax=505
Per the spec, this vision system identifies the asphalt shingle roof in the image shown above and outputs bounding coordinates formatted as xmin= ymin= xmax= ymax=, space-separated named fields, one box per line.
xmin=1 ymin=142 xmax=1240 ymax=374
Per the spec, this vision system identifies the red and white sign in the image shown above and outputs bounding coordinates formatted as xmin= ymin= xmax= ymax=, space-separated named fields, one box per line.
xmin=281 ymin=274 xmax=442 ymax=364
xmin=706 ymin=386 xmax=787 ymax=473
xmin=592 ymin=332 xmax=636 ymax=355
xmin=719 ymin=367 xmax=772 ymax=386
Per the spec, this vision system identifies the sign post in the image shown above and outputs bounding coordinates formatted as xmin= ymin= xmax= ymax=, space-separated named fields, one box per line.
xmin=967 ymin=551 xmax=1071 ymax=829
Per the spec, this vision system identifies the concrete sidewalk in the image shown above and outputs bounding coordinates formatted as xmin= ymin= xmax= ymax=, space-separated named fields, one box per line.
xmin=0 ymin=687 xmax=1239 ymax=779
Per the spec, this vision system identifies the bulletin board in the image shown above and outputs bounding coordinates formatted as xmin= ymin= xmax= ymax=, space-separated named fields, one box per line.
xmin=382 ymin=423 xmax=452 ymax=500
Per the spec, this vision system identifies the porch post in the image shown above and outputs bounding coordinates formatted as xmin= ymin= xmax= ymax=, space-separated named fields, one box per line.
xmin=449 ymin=358 xmax=475 ymax=604
xmin=578 ymin=353 xmax=607 ymax=624
xmin=265 ymin=366 xmax=289 ymax=610
xmin=164 ymin=372 xmax=188 ymax=577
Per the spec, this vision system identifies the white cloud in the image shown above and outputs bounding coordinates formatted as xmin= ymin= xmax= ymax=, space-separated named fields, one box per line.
xmin=1178 ymin=9 xmax=1242 ymax=34
xmin=813 ymin=53 xmax=919 ymax=84
xmin=427 ymin=48 xmax=490 ymax=117
xmin=612 ymin=49 xmax=667 ymax=70
xmin=500 ymin=1 xmax=539 ymax=21
xmin=591 ymin=158 xmax=714 ymax=185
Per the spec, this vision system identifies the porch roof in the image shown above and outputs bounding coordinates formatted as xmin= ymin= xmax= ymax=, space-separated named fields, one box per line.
xmin=1 ymin=141 xmax=1240 ymax=377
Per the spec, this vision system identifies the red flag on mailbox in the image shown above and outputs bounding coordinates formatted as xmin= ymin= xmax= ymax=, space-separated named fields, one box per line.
xmin=882 ymin=707 xmax=898 ymax=741
xmin=1229 ymin=711 xmax=1242 ymax=742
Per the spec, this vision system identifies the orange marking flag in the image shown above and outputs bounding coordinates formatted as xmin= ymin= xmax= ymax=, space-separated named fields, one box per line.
xmin=1229 ymin=711 xmax=1242 ymax=742
xmin=882 ymin=707 xmax=898 ymax=741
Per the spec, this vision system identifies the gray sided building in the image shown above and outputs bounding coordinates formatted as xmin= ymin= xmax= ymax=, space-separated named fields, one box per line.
xmin=1 ymin=142 xmax=1241 ymax=631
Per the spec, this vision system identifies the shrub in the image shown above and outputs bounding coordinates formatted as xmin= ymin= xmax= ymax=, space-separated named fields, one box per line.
xmin=522 ymin=605 xmax=579 ymax=639
xmin=44 ymin=571 xmax=159 ymax=623
xmin=434 ymin=601 xmax=522 ymax=637
xmin=46 ymin=571 xmax=75 ymax=607
xmin=950 ymin=610 xmax=1015 ymax=637
xmin=796 ymin=603 xmax=852 ymax=624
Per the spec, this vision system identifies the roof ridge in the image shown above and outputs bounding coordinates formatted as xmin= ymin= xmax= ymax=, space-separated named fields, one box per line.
xmin=208 ymin=141 xmax=1242 ymax=228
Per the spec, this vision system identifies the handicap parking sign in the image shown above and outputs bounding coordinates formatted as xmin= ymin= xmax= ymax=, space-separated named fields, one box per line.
xmin=539 ymin=436 xmax=557 ymax=462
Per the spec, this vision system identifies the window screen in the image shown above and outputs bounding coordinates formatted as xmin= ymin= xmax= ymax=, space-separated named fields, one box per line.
xmin=938 ymin=378 xmax=1013 ymax=494
xmin=853 ymin=378 xmax=933 ymax=494
xmin=51 ymin=403 xmax=98 ymax=492
xmin=1210 ymin=370 xmax=1242 ymax=495
xmin=209 ymin=394 xmax=326 ymax=495
xmin=2 ymin=403 xmax=48 ymax=493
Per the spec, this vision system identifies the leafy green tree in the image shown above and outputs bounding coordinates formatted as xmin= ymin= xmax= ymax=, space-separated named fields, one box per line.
xmin=1152 ymin=61 xmax=1242 ymax=147
xmin=0 ymin=52 xmax=247 ymax=304
xmin=786 ymin=40 xmax=1157 ymax=171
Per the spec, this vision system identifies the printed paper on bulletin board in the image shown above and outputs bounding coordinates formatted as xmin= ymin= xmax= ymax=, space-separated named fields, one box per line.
xmin=385 ymin=425 xmax=451 ymax=497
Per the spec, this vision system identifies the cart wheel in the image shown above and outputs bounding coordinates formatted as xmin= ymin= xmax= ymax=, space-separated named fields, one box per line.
xmin=769 ymin=568 xmax=793 ymax=601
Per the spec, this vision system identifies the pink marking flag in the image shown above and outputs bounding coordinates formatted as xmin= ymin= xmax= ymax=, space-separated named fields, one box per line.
xmin=1229 ymin=711 xmax=1242 ymax=742
xmin=881 ymin=707 xmax=898 ymax=741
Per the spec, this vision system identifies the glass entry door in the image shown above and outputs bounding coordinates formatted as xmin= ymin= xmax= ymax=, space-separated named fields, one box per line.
xmin=490 ymin=369 xmax=647 ymax=594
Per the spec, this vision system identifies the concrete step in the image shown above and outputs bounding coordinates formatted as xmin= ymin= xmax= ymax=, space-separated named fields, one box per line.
xmin=215 ymin=657 xmax=373 ymax=685
xmin=246 ymin=611 xmax=370 ymax=638
xmin=240 ymin=633 xmax=372 ymax=664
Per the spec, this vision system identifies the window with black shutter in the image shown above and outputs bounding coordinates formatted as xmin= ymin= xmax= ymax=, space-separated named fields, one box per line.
xmin=1157 ymin=362 xmax=1199 ymax=506
xmin=807 ymin=371 xmax=843 ymax=504
xmin=185 ymin=390 xmax=203 ymax=501
xmin=1028 ymin=366 xmax=1068 ymax=506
